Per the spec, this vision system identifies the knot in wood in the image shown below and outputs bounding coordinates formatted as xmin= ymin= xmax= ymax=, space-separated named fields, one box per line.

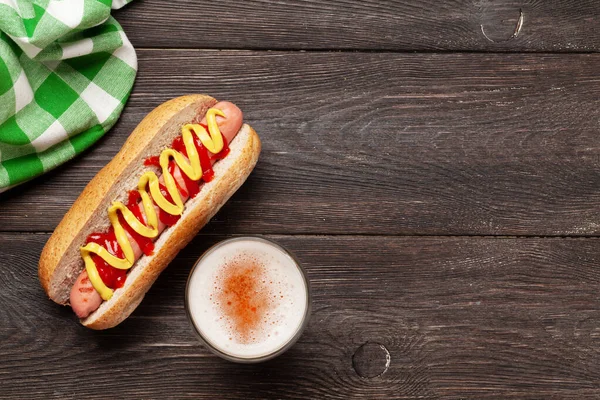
xmin=480 ymin=4 xmax=524 ymax=43
xmin=352 ymin=341 xmax=390 ymax=378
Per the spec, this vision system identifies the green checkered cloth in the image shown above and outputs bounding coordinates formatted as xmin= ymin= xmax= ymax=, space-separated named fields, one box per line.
xmin=0 ymin=0 xmax=137 ymax=192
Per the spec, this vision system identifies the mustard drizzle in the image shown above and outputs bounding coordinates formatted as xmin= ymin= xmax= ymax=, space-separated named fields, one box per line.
xmin=80 ymin=108 xmax=226 ymax=300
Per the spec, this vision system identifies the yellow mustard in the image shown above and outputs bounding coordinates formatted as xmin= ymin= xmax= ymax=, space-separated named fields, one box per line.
xmin=80 ymin=108 xmax=226 ymax=300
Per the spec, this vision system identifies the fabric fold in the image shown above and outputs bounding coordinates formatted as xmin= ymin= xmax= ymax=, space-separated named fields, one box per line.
xmin=0 ymin=0 xmax=137 ymax=192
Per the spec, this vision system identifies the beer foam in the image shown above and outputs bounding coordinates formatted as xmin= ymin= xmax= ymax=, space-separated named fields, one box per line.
xmin=187 ymin=238 xmax=308 ymax=359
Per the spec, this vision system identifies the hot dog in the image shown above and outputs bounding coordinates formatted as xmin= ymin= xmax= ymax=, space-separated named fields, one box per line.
xmin=69 ymin=101 xmax=243 ymax=318
xmin=38 ymin=95 xmax=261 ymax=329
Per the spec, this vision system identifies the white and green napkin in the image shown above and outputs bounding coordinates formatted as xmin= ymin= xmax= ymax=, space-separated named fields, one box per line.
xmin=0 ymin=0 xmax=137 ymax=192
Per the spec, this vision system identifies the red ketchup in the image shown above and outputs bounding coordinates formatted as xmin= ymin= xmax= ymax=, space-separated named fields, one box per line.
xmin=86 ymin=125 xmax=229 ymax=289
xmin=170 ymin=135 xmax=202 ymax=198
xmin=86 ymin=229 xmax=127 ymax=289
xmin=121 ymin=190 xmax=155 ymax=256
xmin=171 ymin=124 xmax=226 ymax=186
xmin=212 ymin=133 xmax=230 ymax=161
xmin=143 ymin=156 xmax=186 ymax=225
xmin=167 ymin=160 xmax=189 ymax=199
xmin=144 ymin=156 xmax=160 ymax=168
xmin=157 ymin=183 xmax=181 ymax=226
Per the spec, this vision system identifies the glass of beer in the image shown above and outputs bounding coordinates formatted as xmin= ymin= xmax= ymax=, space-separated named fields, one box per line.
xmin=185 ymin=236 xmax=311 ymax=363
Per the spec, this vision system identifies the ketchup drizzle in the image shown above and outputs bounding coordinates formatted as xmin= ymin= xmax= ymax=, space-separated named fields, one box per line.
xmin=86 ymin=229 xmax=126 ymax=289
xmin=144 ymin=156 xmax=160 ymax=168
xmin=170 ymin=135 xmax=201 ymax=198
xmin=122 ymin=190 xmax=155 ymax=256
xmin=157 ymin=183 xmax=181 ymax=226
xmin=168 ymin=160 xmax=189 ymax=199
xmin=89 ymin=125 xmax=229 ymax=288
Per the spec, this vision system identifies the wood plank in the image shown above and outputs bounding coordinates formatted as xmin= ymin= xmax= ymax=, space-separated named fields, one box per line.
xmin=2 ymin=51 xmax=600 ymax=235
xmin=116 ymin=0 xmax=600 ymax=52
xmin=1 ymin=233 xmax=599 ymax=398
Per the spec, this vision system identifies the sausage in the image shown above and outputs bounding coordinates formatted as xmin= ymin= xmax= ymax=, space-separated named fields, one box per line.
xmin=70 ymin=102 xmax=243 ymax=318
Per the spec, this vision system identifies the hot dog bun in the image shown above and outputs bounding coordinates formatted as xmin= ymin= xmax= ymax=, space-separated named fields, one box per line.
xmin=39 ymin=95 xmax=261 ymax=329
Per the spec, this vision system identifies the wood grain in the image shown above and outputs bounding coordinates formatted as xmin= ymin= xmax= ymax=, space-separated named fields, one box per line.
xmin=115 ymin=0 xmax=600 ymax=52
xmin=2 ymin=51 xmax=600 ymax=236
xmin=3 ymin=1 xmax=599 ymax=398
xmin=1 ymin=233 xmax=599 ymax=399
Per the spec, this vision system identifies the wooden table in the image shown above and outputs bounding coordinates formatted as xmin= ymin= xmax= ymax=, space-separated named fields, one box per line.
xmin=2 ymin=1 xmax=600 ymax=398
